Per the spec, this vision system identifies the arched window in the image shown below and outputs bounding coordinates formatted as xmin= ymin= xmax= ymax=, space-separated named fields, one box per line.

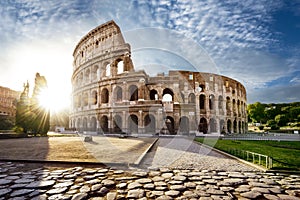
xmin=91 ymin=91 xmax=97 ymax=105
xmin=209 ymin=118 xmax=217 ymax=133
xmin=179 ymin=116 xmax=189 ymax=134
xmin=117 ymin=60 xmax=124 ymax=74
xmin=129 ymin=85 xmax=138 ymax=101
xmin=113 ymin=115 xmax=122 ymax=133
xmin=100 ymin=116 xmax=109 ymax=133
xmin=209 ymin=94 xmax=215 ymax=110
xmin=85 ymin=69 xmax=90 ymax=83
xmin=105 ymin=63 xmax=110 ymax=77
xmin=144 ymin=114 xmax=156 ymax=133
xmin=114 ymin=86 xmax=122 ymax=102
xmin=188 ymin=93 xmax=195 ymax=104
xmin=200 ymin=94 xmax=206 ymax=109
xmin=150 ymin=89 xmax=158 ymax=100
xmin=198 ymin=118 xmax=208 ymax=134
xmin=101 ymin=88 xmax=109 ymax=103
xmin=90 ymin=117 xmax=97 ymax=132
xmin=218 ymin=96 xmax=223 ymax=110
xmin=128 ymin=114 xmax=138 ymax=133
xmin=162 ymin=88 xmax=173 ymax=102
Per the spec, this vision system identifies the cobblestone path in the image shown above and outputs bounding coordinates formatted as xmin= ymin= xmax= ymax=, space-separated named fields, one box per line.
xmin=1 ymin=161 xmax=300 ymax=199
xmin=141 ymin=138 xmax=257 ymax=171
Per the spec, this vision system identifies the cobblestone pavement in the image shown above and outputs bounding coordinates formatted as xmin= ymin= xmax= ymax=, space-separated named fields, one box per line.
xmin=1 ymin=161 xmax=300 ymax=200
xmin=141 ymin=138 xmax=257 ymax=171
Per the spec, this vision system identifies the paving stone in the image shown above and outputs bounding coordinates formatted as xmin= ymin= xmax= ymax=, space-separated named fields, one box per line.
xmin=143 ymin=183 xmax=155 ymax=189
xmin=0 ymin=188 xmax=12 ymax=197
xmin=115 ymin=176 xmax=136 ymax=181
xmin=183 ymin=190 xmax=199 ymax=198
xmin=170 ymin=184 xmax=186 ymax=191
xmin=263 ymin=194 xmax=280 ymax=200
xmin=149 ymin=171 xmax=161 ymax=177
xmin=154 ymin=181 xmax=167 ymax=187
xmin=127 ymin=182 xmax=142 ymax=189
xmin=54 ymin=181 xmax=74 ymax=188
xmin=98 ymin=187 xmax=109 ymax=196
xmin=240 ymin=191 xmax=262 ymax=199
xmin=80 ymin=185 xmax=90 ymax=193
xmin=46 ymin=187 xmax=68 ymax=195
xmin=161 ymin=173 xmax=173 ymax=179
xmin=113 ymin=170 xmax=124 ymax=174
xmin=277 ymin=194 xmax=300 ymax=200
xmin=136 ymin=178 xmax=152 ymax=184
xmin=172 ymin=175 xmax=187 ymax=181
xmin=11 ymin=183 xmax=28 ymax=189
xmin=149 ymin=190 xmax=164 ymax=198
xmin=220 ymin=186 xmax=235 ymax=192
xmin=6 ymin=175 xmax=20 ymax=180
xmin=165 ymin=190 xmax=180 ymax=197
xmin=127 ymin=189 xmax=145 ymax=198
xmin=268 ymin=187 xmax=283 ymax=194
xmin=132 ymin=171 xmax=148 ymax=177
xmin=10 ymin=189 xmax=34 ymax=197
xmin=168 ymin=180 xmax=183 ymax=185
xmin=71 ymin=193 xmax=88 ymax=200
xmin=156 ymin=195 xmax=172 ymax=199
xmin=252 ymin=187 xmax=270 ymax=194
xmin=184 ymin=182 xmax=197 ymax=188
xmin=25 ymin=180 xmax=56 ymax=189
xmin=101 ymin=179 xmax=115 ymax=187
xmin=28 ymin=189 xmax=46 ymax=197
xmin=217 ymin=178 xmax=246 ymax=186
xmin=206 ymin=188 xmax=225 ymax=195
xmin=0 ymin=179 xmax=12 ymax=185
xmin=116 ymin=183 xmax=127 ymax=189
xmin=107 ymin=192 xmax=117 ymax=200
xmin=152 ymin=176 xmax=165 ymax=182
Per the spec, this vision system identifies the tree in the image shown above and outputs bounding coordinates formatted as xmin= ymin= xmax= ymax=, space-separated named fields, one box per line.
xmin=0 ymin=115 xmax=14 ymax=130
xmin=15 ymin=82 xmax=31 ymax=134
xmin=275 ymin=114 xmax=288 ymax=127
xmin=30 ymin=73 xmax=50 ymax=136
xmin=247 ymin=102 xmax=266 ymax=123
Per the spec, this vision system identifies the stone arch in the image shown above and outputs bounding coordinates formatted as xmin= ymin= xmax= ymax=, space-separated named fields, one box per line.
xmin=198 ymin=117 xmax=208 ymax=134
xmin=209 ymin=118 xmax=217 ymax=133
xmin=76 ymin=118 xmax=81 ymax=131
xmin=91 ymin=90 xmax=97 ymax=105
xmin=162 ymin=88 xmax=174 ymax=102
xmin=90 ymin=117 xmax=97 ymax=132
xmin=218 ymin=96 xmax=223 ymax=110
xmin=117 ymin=59 xmax=124 ymax=74
xmin=83 ymin=117 xmax=88 ymax=131
xmin=113 ymin=115 xmax=122 ymax=133
xmin=150 ymin=89 xmax=158 ymax=100
xmin=188 ymin=93 xmax=195 ymax=104
xmin=129 ymin=85 xmax=138 ymax=101
xmin=100 ymin=115 xmax=109 ymax=133
xmin=227 ymin=119 xmax=232 ymax=133
xmin=144 ymin=114 xmax=156 ymax=133
xmin=162 ymin=116 xmax=175 ymax=134
xmin=128 ymin=114 xmax=138 ymax=133
xmin=101 ymin=88 xmax=109 ymax=103
xmin=233 ymin=119 xmax=237 ymax=133
xmin=85 ymin=68 xmax=90 ymax=83
xmin=105 ymin=63 xmax=111 ymax=77
xmin=209 ymin=94 xmax=215 ymax=110
xmin=220 ymin=119 xmax=225 ymax=134
xmin=113 ymin=86 xmax=122 ymax=102
xmin=92 ymin=65 xmax=98 ymax=81
xmin=179 ymin=116 xmax=189 ymax=134
xmin=200 ymin=94 xmax=206 ymax=110
xmin=226 ymin=97 xmax=231 ymax=114
xmin=83 ymin=93 xmax=88 ymax=106
xmin=232 ymin=99 xmax=237 ymax=116
xmin=238 ymin=121 xmax=241 ymax=134
xmin=180 ymin=92 xmax=185 ymax=103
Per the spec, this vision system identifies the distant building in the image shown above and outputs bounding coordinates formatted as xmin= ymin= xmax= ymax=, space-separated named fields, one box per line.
xmin=0 ymin=86 xmax=20 ymax=117
xmin=70 ymin=20 xmax=248 ymax=135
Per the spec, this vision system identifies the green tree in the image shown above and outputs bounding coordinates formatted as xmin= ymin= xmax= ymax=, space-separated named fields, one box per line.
xmin=247 ymin=102 xmax=266 ymax=123
xmin=275 ymin=114 xmax=288 ymax=127
xmin=15 ymin=82 xmax=31 ymax=134
xmin=0 ymin=115 xmax=15 ymax=130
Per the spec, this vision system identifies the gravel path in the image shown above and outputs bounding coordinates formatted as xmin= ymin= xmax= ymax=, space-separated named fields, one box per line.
xmin=141 ymin=137 xmax=258 ymax=171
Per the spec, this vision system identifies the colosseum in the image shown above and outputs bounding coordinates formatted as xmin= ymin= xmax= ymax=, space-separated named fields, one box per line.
xmin=70 ymin=20 xmax=247 ymax=135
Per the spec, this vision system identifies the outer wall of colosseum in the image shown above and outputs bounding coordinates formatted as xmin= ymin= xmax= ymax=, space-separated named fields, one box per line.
xmin=70 ymin=21 xmax=248 ymax=135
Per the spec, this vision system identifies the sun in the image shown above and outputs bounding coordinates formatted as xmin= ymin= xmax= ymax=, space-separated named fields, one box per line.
xmin=37 ymin=86 xmax=70 ymax=112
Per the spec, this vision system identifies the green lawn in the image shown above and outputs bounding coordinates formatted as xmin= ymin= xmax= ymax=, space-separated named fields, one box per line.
xmin=195 ymin=138 xmax=300 ymax=171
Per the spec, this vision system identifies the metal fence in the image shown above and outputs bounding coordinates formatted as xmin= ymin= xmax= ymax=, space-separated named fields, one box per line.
xmin=225 ymin=148 xmax=273 ymax=169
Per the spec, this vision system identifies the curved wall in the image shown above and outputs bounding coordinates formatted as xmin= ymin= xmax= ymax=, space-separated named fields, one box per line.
xmin=70 ymin=21 xmax=247 ymax=134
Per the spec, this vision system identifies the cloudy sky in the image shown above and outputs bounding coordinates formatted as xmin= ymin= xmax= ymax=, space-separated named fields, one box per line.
xmin=0 ymin=0 xmax=299 ymax=108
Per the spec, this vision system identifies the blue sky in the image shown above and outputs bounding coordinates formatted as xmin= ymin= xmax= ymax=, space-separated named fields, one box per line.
xmin=0 ymin=0 xmax=299 ymax=106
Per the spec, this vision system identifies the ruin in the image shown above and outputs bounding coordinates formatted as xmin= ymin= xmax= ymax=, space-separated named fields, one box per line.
xmin=70 ymin=20 xmax=247 ymax=135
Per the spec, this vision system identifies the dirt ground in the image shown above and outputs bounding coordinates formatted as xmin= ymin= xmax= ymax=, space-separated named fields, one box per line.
xmin=0 ymin=136 xmax=156 ymax=164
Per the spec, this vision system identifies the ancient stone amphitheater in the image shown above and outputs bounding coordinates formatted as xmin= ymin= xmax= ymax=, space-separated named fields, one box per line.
xmin=70 ymin=21 xmax=247 ymax=135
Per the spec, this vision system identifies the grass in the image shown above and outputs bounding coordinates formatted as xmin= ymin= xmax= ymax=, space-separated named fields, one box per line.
xmin=195 ymin=137 xmax=300 ymax=171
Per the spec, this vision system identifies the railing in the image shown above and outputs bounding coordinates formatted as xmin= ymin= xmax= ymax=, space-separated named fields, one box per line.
xmin=225 ymin=148 xmax=273 ymax=169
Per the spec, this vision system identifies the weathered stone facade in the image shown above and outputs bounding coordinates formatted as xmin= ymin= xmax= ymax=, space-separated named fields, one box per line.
xmin=0 ymin=86 xmax=20 ymax=117
xmin=70 ymin=20 xmax=247 ymax=135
